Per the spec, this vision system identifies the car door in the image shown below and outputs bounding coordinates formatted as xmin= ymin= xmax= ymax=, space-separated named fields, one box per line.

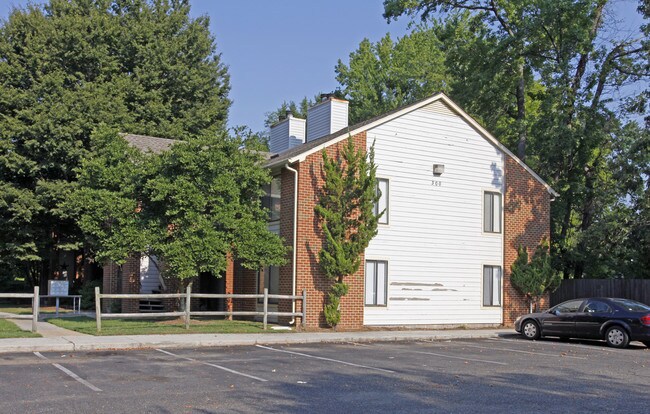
xmin=542 ymin=299 xmax=584 ymax=336
xmin=574 ymin=300 xmax=613 ymax=339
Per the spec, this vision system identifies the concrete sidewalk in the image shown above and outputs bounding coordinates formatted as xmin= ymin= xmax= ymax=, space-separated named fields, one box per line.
xmin=7 ymin=318 xmax=90 ymax=337
xmin=0 ymin=327 xmax=511 ymax=354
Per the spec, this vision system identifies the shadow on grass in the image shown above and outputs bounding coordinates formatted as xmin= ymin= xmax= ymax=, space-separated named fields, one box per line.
xmin=45 ymin=316 xmax=291 ymax=336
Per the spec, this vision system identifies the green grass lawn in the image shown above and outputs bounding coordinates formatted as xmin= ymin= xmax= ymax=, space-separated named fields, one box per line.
xmin=0 ymin=319 xmax=41 ymax=338
xmin=47 ymin=316 xmax=287 ymax=336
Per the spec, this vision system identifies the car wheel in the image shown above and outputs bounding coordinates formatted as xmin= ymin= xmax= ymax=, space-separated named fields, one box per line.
xmin=605 ymin=326 xmax=629 ymax=349
xmin=522 ymin=320 xmax=540 ymax=340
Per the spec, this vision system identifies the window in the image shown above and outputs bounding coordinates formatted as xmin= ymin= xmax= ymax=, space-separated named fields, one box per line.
xmin=584 ymin=300 xmax=611 ymax=314
xmin=482 ymin=265 xmax=502 ymax=306
xmin=257 ymin=266 xmax=279 ymax=304
xmin=365 ymin=260 xmax=387 ymax=306
xmin=374 ymin=179 xmax=389 ymax=224
xmin=610 ymin=299 xmax=650 ymax=312
xmin=483 ymin=192 xmax=502 ymax=233
xmin=552 ymin=299 xmax=583 ymax=313
xmin=262 ymin=176 xmax=281 ymax=221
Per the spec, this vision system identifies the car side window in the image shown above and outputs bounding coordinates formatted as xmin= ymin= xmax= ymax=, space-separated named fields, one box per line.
xmin=584 ymin=301 xmax=611 ymax=313
xmin=554 ymin=300 xmax=583 ymax=313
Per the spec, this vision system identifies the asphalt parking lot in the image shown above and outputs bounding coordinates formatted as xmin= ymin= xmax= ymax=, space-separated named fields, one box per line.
xmin=1 ymin=335 xmax=648 ymax=413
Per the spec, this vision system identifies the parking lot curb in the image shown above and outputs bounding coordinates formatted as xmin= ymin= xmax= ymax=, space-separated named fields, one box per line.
xmin=0 ymin=329 xmax=509 ymax=354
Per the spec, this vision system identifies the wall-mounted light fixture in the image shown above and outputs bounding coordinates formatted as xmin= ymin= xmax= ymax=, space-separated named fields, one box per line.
xmin=432 ymin=164 xmax=445 ymax=176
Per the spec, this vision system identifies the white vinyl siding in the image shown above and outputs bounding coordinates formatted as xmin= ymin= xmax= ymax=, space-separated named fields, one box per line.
xmin=364 ymin=101 xmax=504 ymax=325
xmin=365 ymin=261 xmax=388 ymax=306
xmin=375 ymin=178 xmax=389 ymax=225
xmin=269 ymin=117 xmax=305 ymax=153
xmin=484 ymin=192 xmax=502 ymax=233
xmin=483 ymin=266 xmax=502 ymax=307
xmin=306 ymin=99 xmax=349 ymax=141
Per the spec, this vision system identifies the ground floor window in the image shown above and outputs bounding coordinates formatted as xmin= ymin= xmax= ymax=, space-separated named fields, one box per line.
xmin=257 ymin=266 xmax=279 ymax=304
xmin=483 ymin=265 xmax=502 ymax=306
xmin=365 ymin=260 xmax=388 ymax=306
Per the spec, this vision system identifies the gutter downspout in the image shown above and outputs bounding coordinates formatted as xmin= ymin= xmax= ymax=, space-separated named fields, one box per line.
xmin=285 ymin=163 xmax=299 ymax=325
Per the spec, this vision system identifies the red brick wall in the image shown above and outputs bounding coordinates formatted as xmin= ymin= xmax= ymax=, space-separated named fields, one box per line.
xmin=233 ymin=262 xmax=257 ymax=314
xmin=290 ymin=133 xmax=367 ymax=329
xmin=503 ymin=155 xmax=552 ymax=325
xmin=277 ymin=166 xmax=300 ymax=324
xmin=102 ymin=261 xmax=118 ymax=313
xmin=101 ymin=257 xmax=140 ymax=312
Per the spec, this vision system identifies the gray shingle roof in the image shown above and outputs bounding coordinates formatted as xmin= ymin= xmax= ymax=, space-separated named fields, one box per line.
xmin=121 ymin=133 xmax=179 ymax=154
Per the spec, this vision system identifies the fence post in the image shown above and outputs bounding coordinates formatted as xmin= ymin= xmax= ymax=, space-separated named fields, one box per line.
xmin=31 ymin=286 xmax=39 ymax=333
xmin=263 ymin=288 xmax=268 ymax=330
xmin=95 ymin=286 xmax=101 ymax=333
xmin=302 ymin=289 xmax=307 ymax=329
xmin=185 ymin=284 xmax=191 ymax=330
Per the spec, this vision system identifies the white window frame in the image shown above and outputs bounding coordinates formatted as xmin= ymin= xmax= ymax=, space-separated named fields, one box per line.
xmin=483 ymin=191 xmax=502 ymax=234
xmin=365 ymin=260 xmax=388 ymax=307
xmin=482 ymin=265 xmax=502 ymax=307
xmin=374 ymin=178 xmax=389 ymax=225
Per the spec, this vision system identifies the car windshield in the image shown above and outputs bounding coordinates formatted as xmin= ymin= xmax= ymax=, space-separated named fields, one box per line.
xmin=610 ymin=299 xmax=650 ymax=312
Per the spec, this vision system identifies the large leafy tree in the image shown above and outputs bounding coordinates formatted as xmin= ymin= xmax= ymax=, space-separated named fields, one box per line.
xmin=382 ymin=0 xmax=649 ymax=279
xmin=315 ymin=137 xmax=382 ymax=327
xmin=335 ymin=30 xmax=450 ymax=124
xmin=69 ymin=127 xmax=288 ymax=283
xmin=0 ymin=0 xmax=230 ymax=286
xmin=264 ymin=97 xmax=314 ymax=128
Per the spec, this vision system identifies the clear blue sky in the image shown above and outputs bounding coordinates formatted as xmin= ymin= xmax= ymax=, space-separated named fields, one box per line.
xmin=189 ymin=0 xmax=410 ymax=132
xmin=0 ymin=0 xmax=410 ymax=132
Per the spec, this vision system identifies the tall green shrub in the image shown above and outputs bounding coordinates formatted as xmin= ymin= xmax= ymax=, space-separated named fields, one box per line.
xmin=315 ymin=137 xmax=382 ymax=327
xmin=511 ymin=240 xmax=562 ymax=313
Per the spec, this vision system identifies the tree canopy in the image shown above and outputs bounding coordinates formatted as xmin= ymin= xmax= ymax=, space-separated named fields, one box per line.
xmin=336 ymin=30 xmax=450 ymax=124
xmin=374 ymin=0 xmax=649 ymax=279
xmin=0 ymin=0 xmax=231 ymax=286
xmin=69 ymin=127 xmax=288 ymax=282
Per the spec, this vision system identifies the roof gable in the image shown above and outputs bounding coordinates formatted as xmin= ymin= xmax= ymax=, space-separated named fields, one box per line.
xmin=265 ymin=93 xmax=558 ymax=197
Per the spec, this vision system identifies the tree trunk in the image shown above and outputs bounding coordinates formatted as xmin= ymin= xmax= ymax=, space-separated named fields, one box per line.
xmin=516 ymin=63 xmax=526 ymax=160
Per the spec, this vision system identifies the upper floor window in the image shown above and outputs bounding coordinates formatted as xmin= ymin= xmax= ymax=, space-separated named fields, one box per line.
xmin=374 ymin=178 xmax=389 ymax=225
xmin=262 ymin=176 xmax=281 ymax=221
xmin=483 ymin=191 xmax=502 ymax=233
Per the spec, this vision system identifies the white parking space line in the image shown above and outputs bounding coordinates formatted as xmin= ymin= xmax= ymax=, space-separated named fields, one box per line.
xmin=256 ymin=345 xmax=395 ymax=373
xmin=156 ymin=349 xmax=267 ymax=382
xmin=33 ymin=352 xmax=102 ymax=392
xmin=452 ymin=341 xmax=588 ymax=360
xmin=488 ymin=337 xmax=618 ymax=353
xmin=408 ymin=350 xmax=508 ymax=365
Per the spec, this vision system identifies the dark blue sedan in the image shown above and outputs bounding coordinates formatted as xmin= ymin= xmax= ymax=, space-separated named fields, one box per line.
xmin=514 ymin=298 xmax=650 ymax=348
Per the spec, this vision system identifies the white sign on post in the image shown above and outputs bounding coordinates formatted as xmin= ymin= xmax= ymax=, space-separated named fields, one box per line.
xmin=48 ymin=280 xmax=69 ymax=297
